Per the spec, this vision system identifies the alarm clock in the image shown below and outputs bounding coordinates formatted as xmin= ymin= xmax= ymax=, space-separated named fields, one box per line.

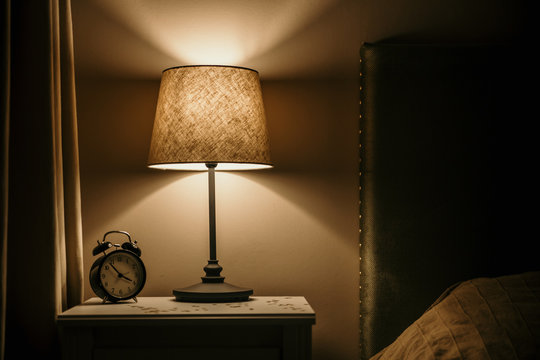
xmin=89 ymin=230 xmax=146 ymax=303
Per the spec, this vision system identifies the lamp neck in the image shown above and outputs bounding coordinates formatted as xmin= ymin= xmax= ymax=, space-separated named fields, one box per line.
xmin=206 ymin=163 xmax=217 ymax=260
xmin=203 ymin=162 xmax=224 ymax=282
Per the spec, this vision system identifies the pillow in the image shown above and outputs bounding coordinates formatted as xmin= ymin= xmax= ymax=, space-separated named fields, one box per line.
xmin=371 ymin=271 xmax=540 ymax=359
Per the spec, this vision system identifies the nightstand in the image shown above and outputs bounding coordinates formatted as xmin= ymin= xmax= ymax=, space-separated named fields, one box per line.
xmin=58 ymin=296 xmax=315 ymax=360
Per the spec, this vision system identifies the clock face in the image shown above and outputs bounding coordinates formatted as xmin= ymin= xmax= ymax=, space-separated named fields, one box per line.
xmin=98 ymin=250 xmax=146 ymax=300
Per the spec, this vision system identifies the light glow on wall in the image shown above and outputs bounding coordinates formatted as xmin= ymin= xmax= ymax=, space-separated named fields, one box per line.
xmin=92 ymin=0 xmax=339 ymax=66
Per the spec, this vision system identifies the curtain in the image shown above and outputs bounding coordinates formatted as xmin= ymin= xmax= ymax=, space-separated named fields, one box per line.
xmin=1 ymin=0 xmax=84 ymax=358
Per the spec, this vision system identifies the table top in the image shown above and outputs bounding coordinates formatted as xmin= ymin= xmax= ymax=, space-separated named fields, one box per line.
xmin=58 ymin=296 xmax=315 ymax=323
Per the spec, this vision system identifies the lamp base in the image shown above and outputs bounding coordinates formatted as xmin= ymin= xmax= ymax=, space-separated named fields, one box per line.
xmin=173 ymin=281 xmax=253 ymax=303
xmin=175 ymin=259 xmax=252 ymax=302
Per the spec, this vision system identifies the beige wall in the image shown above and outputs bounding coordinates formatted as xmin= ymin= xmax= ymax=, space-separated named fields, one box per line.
xmin=77 ymin=75 xmax=359 ymax=359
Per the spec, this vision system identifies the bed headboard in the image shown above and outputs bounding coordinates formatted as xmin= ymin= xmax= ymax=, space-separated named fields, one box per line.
xmin=359 ymin=42 xmax=537 ymax=359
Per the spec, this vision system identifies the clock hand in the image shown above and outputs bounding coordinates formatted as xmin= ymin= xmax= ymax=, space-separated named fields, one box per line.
xmin=110 ymin=264 xmax=133 ymax=282
xmin=109 ymin=264 xmax=122 ymax=276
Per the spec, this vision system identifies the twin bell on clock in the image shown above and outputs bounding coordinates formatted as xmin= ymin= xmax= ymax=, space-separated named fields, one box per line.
xmin=89 ymin=230 xmax=147 ymax=303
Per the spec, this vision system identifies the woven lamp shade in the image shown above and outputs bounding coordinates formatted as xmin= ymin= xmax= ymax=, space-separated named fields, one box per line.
xmin=148 ymin=65 xmax=272 ymax=171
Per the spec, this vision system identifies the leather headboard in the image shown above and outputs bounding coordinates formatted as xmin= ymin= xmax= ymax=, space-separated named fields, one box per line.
xmin=359 ymin=42 xmax=536 ymax=359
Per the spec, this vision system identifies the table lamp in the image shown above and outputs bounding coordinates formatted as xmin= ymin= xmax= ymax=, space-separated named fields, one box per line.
xmin=147 ymin=65 xmax=272 ymax=302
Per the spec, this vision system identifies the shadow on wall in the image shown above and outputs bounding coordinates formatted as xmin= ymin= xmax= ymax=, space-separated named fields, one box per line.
xmin=77 ymin=77 xmax=360 ymax=247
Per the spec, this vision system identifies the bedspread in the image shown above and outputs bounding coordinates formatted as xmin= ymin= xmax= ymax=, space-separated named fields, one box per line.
xmin=371 ymin=272 xmax=540 ymax=359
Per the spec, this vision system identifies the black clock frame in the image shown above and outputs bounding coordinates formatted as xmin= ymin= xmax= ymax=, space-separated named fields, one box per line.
xmin=89 ymin=231 xmax=146 ymax=303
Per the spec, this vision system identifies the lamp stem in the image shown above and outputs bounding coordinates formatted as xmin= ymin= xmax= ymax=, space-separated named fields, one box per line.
xmin=206 ymin=163 xmax=217 ymax=260
xmin=172 ymin=162 xmax=253 ymax=301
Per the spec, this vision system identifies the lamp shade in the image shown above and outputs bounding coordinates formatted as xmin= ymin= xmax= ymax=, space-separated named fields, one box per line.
xmin=148 ymin=65 xmax=272 ymax=171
